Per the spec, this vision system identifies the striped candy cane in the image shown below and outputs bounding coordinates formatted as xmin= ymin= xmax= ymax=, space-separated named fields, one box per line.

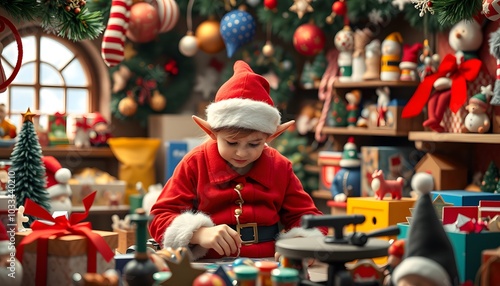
xmin=101 ymin=0 xmax=132 ymax=67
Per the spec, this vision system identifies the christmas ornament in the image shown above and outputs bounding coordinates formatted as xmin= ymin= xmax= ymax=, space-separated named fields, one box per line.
xmin=326 ymin=0 xmax=347 ymax=24
xmin=368 ymin=9 xmax=384 ymax=24
xmin=155 ymin=0 xmax=180 ymax=33
xmin=264 ymin=0 xmax=278 ymax=10
xmin=0 ymin=16 xmax=23 ymax=92
xmin=292 ymin=23 xmax=325 ymax=57
xmin=192 ymin=273 xmax=226 ymax=286
xmin=118 ymin=95 xmax=138 ymax=116
xmin=411 ymin=0 xmax=434 ymax=17
xmin=220 ymin=8 xmax=256 ymax=58
xmin=289 ymin=0 xmax=314 ymax=19
xmin=126 ymin=2 xmax=160 ymax=43
xmin=393 ymin=0 xmax=411 ymax=11
xmin=195 ymin=19 xmax=225 ymax=54
xmin=101 ymin=0 xmax=132 ymax=67
xmin=150 ymin=90 xmax=167 ymax=111
xmin=246 ymin=0 xmax=261 ymax=7
xmin=178 ymin=32 xmax=199 ymax=57
xmin=193 ymin=67 xmax=219 ymax=99
xmin=262 ymin=41 xmax=275 ymax=57
xmin=112 ymin=65 xmax=133 ymax=93
xmin=483 ymin=0 xmax=500 ymax=21
xmin=489 ymin=27 xmax=500 ymax=105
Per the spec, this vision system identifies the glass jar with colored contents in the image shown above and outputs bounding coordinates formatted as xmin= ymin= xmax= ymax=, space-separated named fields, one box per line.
xmin=234 ymin=265 xmax=259 ymax=286
xmin=254 ymin=261 xmax=278 ymax=286
xmin=271 ymin=268 xmax=300 ymax=286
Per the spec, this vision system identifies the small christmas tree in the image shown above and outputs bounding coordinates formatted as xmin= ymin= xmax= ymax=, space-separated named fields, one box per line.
xmin=10 ymin=108 xmax=50 ymax=226
xmin=481 ymin=161 xmax=500 ymax=193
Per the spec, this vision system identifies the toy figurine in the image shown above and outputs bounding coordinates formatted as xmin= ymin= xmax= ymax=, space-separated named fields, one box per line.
xmin=419 ymin=39 xmax=440 ymax=80
xmin=330 ymin=137 xmax=361 ymax=202
xmin=463 ymin=85 xmax=492 ymax=133
xmin=43 ymin=156 xmax=73 ymax=213
xmin=363 ymin=39 xmax=381 ymax=80
xmin=74 ymin=116 xmax=91 ymax=148
xmin=399 ymin=43 xmax=422 ymax=81
xmin=352 ymin=28 xmax=373 ymax=82
xmin=0 ymin=103 xmax=16 ymax=139
xmin=376 ymin=86 xmax=390 ymax=127
xmin=89 ymin=112 xmax=112 ymax=147
xmin=345 ymin=90 xmax=361 ymax=127
xmin=334 ymin=26 xmax=354 ymax=82
xmin=371 ymin=170 xmax=403 ymax=200
xmin=380 ymin=32 xmax=403 ymax=81
xmin=383 ymin=239 xmax=405 ymax=286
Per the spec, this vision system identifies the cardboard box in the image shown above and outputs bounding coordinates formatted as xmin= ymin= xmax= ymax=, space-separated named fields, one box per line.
xmin=398 ymin=223 xmax=500 ymax=283
xmin=16 ymin=230 xmax=117 ymax=286
xmin=165 ymin=141 xmax=189 ymax=182
xmin=360 ymin=146 xmax=417 ymax=197
xmin=431 ymin=191 xmax=500 ymax=207
xmin=481 ymin=248 xmax=500 ymax=286
xmin=70 ymin=181 xmax=126 ymax=206
xmin=367 ymin=104 xmax=424 ymax=133
xmin=317 ymin=151 xmax=342 ymax=191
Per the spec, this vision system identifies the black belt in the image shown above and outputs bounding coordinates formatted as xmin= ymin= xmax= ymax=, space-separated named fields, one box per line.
xmin=229 ymin=223 xmax=280 ymax=245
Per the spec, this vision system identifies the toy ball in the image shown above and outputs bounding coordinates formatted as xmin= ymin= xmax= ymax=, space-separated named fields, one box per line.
xmin=126 ymin=2 xmax=160 ymax=43
xmin=233 ymin=257 xmax=255 ymax=267
xmin=192 ymin=273 xmax=225 ymax=286
xmin=220 ymin=9 xmax=256 ymax=58
xmin=292 ymin=23 xmax=325 ymax=57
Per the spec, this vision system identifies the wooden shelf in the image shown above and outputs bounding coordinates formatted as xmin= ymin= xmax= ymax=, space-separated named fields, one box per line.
xmin=0 ymin=146 xmax=115 ymax=159
xmin=322 ymin=126 xmax=409 ymax=137
xmin=312 ymin=189 xmax=333 ymax=200
xmin=333 ymin=80 xmax=419 ymax=89
xmin=408 ymin=132 xmax=500 ymax=144
xmin=304 ymin=164 xmax=321 ymax=173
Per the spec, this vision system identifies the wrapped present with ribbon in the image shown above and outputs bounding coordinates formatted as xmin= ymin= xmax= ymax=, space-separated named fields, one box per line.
xmin=48 ymin=112 xmax=69 ymax=145
xmin=15 ymin=192 xmax=117 ymax=286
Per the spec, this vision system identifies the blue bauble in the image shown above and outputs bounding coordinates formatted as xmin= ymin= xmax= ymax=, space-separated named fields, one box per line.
xmin=220 ymin=10 xmax=256 ymax=57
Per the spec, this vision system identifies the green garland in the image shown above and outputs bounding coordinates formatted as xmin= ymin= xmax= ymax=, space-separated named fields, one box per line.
xmin=110 ymin=32 xmax=196 ymax=126
xmin=431 ymin=0 xmax=482 ymax=26
xmin=403 ymin=4 xmax=452 ymax=32
xmin=220 ymin=41 xmax=296 ymax=110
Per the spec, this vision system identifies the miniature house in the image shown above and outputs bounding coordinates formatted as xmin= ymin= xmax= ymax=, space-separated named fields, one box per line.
xmin=414 ymin=153 xmax=467 ymax=190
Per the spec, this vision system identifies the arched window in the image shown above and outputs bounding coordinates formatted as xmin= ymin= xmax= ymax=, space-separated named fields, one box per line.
xmin=0 ymin=25 xmax=109 ymax=138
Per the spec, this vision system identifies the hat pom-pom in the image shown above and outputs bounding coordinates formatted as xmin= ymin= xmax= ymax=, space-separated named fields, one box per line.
xmin=411 ymin=172 xmax=434 ymax=194
xmin=55 ymin=168 xmax=71 ymax=184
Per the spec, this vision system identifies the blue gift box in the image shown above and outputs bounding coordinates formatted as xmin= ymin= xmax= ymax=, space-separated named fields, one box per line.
xmin=398 ymin=223 xmax=500 ymax=283
xmin=431 ymin=191 xmax=500 ymax=207
xmin=115 ymin=253 xmax=135 ymax=274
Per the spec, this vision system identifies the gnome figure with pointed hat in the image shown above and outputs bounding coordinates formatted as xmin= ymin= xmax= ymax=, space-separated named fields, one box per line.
xmin=392 ymin=172 xmax=459 ymax=286
xmin=43 ymin=156 xmax=73 ymax=214
xmin=89 ymin=112 xmax=112 ymax=147
xmin=148 ymin=60 xmax=327 ymax=260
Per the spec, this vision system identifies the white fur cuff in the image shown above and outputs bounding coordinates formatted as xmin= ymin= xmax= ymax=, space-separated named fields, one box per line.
xmin=277 ymin=227 xmax=324 ymax=240
xmin=162 ymin=211 xmax=215 ymax=260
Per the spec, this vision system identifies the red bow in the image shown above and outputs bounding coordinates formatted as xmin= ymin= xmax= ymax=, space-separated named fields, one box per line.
xmin=164 ymin=59 xmax=178 ymax=75
xmin=16 ymin=192 xmax=114 ymax=286
xmin=75 ymin=116 xmax=91 ymax=131
xmin=53 ymin=112 xmax=66 ymax=126
xmin=459 ymin=218 xmax=489 ymax=233
xmin=135 ymin=77 xmax=157 ymax=105
xmin=402 ymin=54 xmax=482 ymax=118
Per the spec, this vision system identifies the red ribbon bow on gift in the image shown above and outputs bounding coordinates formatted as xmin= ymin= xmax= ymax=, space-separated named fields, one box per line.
xmin=458 ymin=218 xmax=489 ymax=234
xmin=135 ymin=77 xmax=157 ymax=105
xmin=402 ymin=54 xmax=482 ymax=118
xmin=75 ymin=116 xmax=91 ymax=131
xmin=16 ymin=192 xmax=114 ymax=286
xmin=53 ymin=112 xmax=66 ymax=126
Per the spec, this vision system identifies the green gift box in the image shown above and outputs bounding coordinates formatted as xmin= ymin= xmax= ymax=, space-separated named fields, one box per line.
xmin=48 ymin=112 xmax=69 ymax=145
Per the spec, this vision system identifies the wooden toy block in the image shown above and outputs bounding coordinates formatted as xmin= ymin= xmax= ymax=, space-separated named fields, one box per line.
xmin=431 ymin=190 xmax=500 ymax=207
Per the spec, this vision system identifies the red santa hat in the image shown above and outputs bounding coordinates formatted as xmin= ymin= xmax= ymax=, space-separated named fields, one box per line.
xmin=43 ymin=156 xmax=72 ymax=198
xmin=401 ymin=43 xmax=423 ymax=64
xmin=92 ymin=112 xmax=108 ymax=128
xmin=205 ymin=60 xmax=281 ymax=135
xmin=0 ymin=223 xmax=8 ymax=255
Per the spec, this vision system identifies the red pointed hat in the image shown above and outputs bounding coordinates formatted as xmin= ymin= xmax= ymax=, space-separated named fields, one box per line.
xmin=92 ymin=112 xmax=108 ymax=127
xmin=205 ymin=60 xmax=281 ymax=134
xmin=43 ymin=156 xmax=72 ymax=198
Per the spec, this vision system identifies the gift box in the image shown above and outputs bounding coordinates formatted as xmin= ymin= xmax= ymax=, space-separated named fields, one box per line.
xmin=317 ymin=151 xmax=342 ymax=191
xmin=360 ymin=146 xmax=416 ymax=197
xmin=398 ymin=222 xmax=500 ymax=283
xmin=367 ymin=103 xmax=424 ymax=133
xmin=431 ymin=191 xmax=500 ymax=207
xmin=480 ymin=248 xmax=500 ymax=286
xmin=16 ymin=230 xmax=117 ymax=286
xmin=114 ymin=228 xmax=135 ymax=254
xmin=47 ymin=112 xmax=69 ymax=145
xmin=70 ymin=181 xmax=126 ymax=206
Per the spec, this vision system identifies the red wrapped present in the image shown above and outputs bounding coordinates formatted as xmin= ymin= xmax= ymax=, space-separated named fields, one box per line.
xmin=480 ymin=248 xmax=500 ymax=286
xmin=47 ymin=112 xmax=69 ymax=145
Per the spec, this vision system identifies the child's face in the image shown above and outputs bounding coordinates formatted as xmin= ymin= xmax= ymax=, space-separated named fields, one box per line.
xmin=215 ymin=130 xmax=269 ymax=170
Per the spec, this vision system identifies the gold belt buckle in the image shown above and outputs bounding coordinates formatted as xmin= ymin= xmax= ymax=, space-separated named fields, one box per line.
xmin=237 ymin=223 xmax=258 ymax=245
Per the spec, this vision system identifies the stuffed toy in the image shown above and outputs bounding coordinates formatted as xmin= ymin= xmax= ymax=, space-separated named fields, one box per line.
xmin=463 ymin=85 xmax=493 ymax=133
xmin=43 ymin=156 xmax=73 ymax=214
xmin=380 ymin=32 xmax=403 ymax=81
xmin=334 ymin=26 xmax=354 ymax=82
xmin=399 ymin=43 xmax=423 ymax=81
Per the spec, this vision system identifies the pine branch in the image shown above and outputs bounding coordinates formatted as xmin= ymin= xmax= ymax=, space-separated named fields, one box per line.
xmin=58 ymin=7 xmax=105 ymax=41
xmin=86 ymin=0 xmax=112 ymax=24
xmin=432 ymin=0 xmax=482 ymax=26
xmin=0 ymin=0 xmax=42 ymax=22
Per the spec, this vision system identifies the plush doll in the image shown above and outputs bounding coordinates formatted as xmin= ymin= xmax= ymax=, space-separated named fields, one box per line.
xmin=330 ymin=137 xmax=361 ymax=202
xmin=399 ymin=43 xmax=423 ymax=81
xmin=345 ymin=90 xmax=361 ymax=127
xmin=380 ymin=32 xmax=403 ymax=81
xmin=363 ymin=39 xmax=381 ymax=80
xmin=463 ymin=85 xmax=492 ymax=133
xmin=351 ymin=28 xmax=373 ymax=82
xmin=43 ymin=156 xmax=73 ymax=214
xmin=90 ymin=112 xmax=113 ymax=147
xmin=334 ymin=26 xmax=354 ymax=82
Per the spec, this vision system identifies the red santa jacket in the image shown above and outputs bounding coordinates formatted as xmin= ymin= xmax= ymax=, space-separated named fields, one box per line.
xmin=149 ymin=140 xmax=327 ymax=259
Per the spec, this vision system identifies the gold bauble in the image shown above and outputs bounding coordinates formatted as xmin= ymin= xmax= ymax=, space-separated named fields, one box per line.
xmin=118 ymin=97 xmax=138 ymax=117
xmin=150 ymin=90 xmax=167 ymax=111
xmin=262 ymin=41 xmax=275 ymax=57
xmin=195 ymin=20 xmax=225 ymax=54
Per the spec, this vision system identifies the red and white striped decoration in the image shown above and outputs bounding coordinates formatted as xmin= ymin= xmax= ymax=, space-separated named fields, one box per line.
xmin=156 ymin=0 xmax=180 ymax=33
xmin=482 ymin=0 xmax=500 ymax=21
xmin=101 ymin=0 xmax=132 ymax=67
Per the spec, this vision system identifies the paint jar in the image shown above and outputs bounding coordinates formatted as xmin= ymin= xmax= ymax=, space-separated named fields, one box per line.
xmin=271 ymin=268 xmax=300 ymax=286
xmin=234 ymin=265 xmax=258 ymax=286
xmin=254 ymin=261 xmax=278 ymax=286
xmin=279 ymin=256 xmax=308 ymax=280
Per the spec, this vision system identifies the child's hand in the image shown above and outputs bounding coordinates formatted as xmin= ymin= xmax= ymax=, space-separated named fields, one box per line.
xmin=191 ymin=225 xmax=242 ymax=256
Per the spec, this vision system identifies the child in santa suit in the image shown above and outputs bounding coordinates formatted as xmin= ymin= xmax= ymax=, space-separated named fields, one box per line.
xmin=149 ymin=61 xmax=327 ymax=260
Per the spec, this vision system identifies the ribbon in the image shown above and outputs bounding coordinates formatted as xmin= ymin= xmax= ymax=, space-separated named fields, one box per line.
xmin=135 ymin=77 xmax=157 ymax=105
xmin=16 ymin=192 xmax=115 ymax=286
xmin=402 ymin=54 xmax=482 ymax=118
xmin=458 ymin=218 xmax=489 ymax=234
xmin=53 ymin=112 xmax=66 ymax=126
xmin=75 ymin=116 xmax=91 ymax=131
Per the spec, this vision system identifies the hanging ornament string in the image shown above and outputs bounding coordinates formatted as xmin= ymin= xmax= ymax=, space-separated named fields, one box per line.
xmin=187 ymin=0 xmax=195 ymax=33
xmin=0 ymin=16 xmax=23 ymax=92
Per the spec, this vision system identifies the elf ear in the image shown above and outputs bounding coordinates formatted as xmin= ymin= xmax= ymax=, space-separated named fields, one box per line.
xmin=192 ymin=116 xmax=216 ymax=140
xmin=267 ymin=120 xmax=295 ymax=143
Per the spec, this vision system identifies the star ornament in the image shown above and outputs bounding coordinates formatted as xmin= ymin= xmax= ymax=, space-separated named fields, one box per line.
xmin=21 ymin=108 xmax=36 ymax=123
xmin=289 ymin=0 xmax=314 ymax=19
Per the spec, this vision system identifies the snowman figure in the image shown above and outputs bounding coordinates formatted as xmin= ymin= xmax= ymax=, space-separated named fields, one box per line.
xmin=380 ymin=32 xmax=403 ymax=81
xmin=334 ymin=26 xmax=354 ymax=82
xmin=464 ymin=85 xmax=492 ymax=133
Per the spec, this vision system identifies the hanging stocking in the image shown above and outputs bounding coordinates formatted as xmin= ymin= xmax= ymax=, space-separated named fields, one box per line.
xmin=101 ymin=0 xmax=132 ymax=67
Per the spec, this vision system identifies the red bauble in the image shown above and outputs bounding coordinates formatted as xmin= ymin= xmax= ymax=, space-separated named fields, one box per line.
xmin=292 ymin=23 xmax=325 ymax=57
xmin=264 ymin=0 xmax=277 ymax=10
xmin=126 ymin=2 xmax=160 ymax=43
xmin=332 ymin=1 xmax=347 ymax=16
xmin=192 ymin=273 xmax=225 ymax=286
